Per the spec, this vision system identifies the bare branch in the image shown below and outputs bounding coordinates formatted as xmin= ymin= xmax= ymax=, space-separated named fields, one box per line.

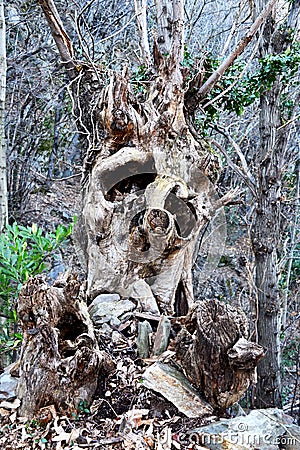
xmin=38 ymin=0 xmax=75 ymax=73
xmin=214 ymin=125 xmax=256 ymax=185
xmin=203 ymin=25 xmax=264 ymax=110
xmin=187 ymin=0 xmax=277 ymax=106
xmin=134 ymin=0 xmax=152 ymax=67
xmin=211 ymin=138 xmax=257 ymax=196
xmin=220 ymin=0 xmax=248 ymax=57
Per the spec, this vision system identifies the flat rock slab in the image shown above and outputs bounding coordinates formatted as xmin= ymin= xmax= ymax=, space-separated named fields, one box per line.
xmin=142 ymin=362 xmax=213 ymax=418
xmin=189 ymin=408 xmax=298 ymax=449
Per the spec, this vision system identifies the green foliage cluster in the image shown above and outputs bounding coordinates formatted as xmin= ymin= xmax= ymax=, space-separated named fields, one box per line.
xmin=196 ymin=41 xmax=300 ymax=135
xmin=0 ymin=220 xmax=75 ymax=359
xmin=131 ymin=64 xmax=149 ymax=94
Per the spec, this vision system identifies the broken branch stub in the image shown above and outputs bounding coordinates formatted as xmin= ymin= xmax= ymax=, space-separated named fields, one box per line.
xmin=16 ymin=275 xmax=112 ymax=418
xmin=174 ymin=299 xmax=265 ymax=412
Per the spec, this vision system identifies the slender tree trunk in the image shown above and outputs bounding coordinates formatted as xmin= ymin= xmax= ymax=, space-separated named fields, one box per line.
xmin=0 ymin=0 xmax=7 ymax=231
xmin=251 ymin=0 xmax=300 ymax=408
xmin=282 ymin=158 xmax=300 ymax=328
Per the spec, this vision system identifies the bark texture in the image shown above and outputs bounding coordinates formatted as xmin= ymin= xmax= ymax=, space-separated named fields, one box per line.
xmin=0 ymin=0 xmax=7 ymax=231
xmin=174 ymin=299 xmax=264 ymax=412
xmin=14 ymin=0 xmax=277 ymax=417
xmin=16 ymin=275 xmax=112 ymax=418
xmin=251 ymin=1 xmax=300 ymax=408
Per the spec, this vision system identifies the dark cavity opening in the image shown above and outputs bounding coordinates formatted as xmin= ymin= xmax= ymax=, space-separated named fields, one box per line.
xmin=101 ymin=157 xmax=156 ymax=201
xmin=165 ymin=194 xmax=197 ymax=238
xmin=105 ymin=172 xmax=156 ymax=202
xmin=174 ymin=280 xmax=188 ymax=316
xmin=57 ymin=312 xmax=88 ymax=342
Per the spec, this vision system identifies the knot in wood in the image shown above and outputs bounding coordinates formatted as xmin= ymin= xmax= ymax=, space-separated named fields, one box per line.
xmin=111 ymin=108 xmax=129 ymax=131
xmin=147 ymin=209 xmax=170 ymax=233
xmin=195 ymin=299 xmax=248 ymax=349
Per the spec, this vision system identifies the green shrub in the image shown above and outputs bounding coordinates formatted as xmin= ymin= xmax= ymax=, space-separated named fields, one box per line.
xmin=0 ymin=220 xmax=75 ymax=362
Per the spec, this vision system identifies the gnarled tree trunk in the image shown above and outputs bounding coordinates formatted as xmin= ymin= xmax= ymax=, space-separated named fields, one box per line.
xmin=15 ymin=0 xmax=274 ymax=417
xmin=174 ymin=300 xmax=264 ymax=413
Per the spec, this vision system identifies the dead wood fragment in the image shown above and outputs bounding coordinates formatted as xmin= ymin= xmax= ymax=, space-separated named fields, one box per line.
xmin=174 ymin=299 xmax=265 ymax=412
xmin=142 ymin=361 xmax=213 ymax=418
xmin=16 ymin=274 xmax=112 ymax=419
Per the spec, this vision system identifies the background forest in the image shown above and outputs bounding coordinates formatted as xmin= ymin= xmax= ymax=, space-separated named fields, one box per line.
xmin=0 ymin=0 xmax=299 ymax=448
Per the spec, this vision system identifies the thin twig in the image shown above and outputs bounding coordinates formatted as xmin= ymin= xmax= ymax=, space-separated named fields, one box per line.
xmin=214 ymin=125 xmax=256 ymax=185
xmin=211 ymin=138 xmax=257 ymax=196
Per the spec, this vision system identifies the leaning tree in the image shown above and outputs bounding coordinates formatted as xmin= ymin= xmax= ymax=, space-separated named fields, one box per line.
xmin=15 ymin=0 xmax=280 ymax=417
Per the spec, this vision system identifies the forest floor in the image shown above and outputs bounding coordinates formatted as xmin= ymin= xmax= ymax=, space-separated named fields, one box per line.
xmin=0 ymin=178 xmax=299 ymax=449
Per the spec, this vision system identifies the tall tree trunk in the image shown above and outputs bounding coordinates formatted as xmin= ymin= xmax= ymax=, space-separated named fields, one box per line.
xmin=0 ymin=0 xmax=7 ymax=231
xmin=251 ymin=0 xmax=300 ymax=408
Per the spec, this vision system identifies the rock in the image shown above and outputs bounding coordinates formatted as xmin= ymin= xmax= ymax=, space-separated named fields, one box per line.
xmin=88 ymin=294 xmax=135 ymax=326
xmin=189 ymin=408 xmax=297 ymax=449
xmin=142 ymin=362 xmax=213 ymax=418
xmin=129 ymin=280 xmax=160 ymax=314
xmin=137 ymin=320 xmax=153 ymax=358
xmin=48 ymin=263 xmax=66 ymax=283
xmin=152 ymin=316 xmax=171 ymax=356
xmin=89 ymin=293 xmax=121 ymax=307
xmin=0 ymin=367 xmax=18 ymax=400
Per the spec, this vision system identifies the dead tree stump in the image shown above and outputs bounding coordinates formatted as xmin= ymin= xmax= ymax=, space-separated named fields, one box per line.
xmin=174 ymin=299 xmax=265 ymax=412
xmin=16 ymin=275 xmax=112 ymax=418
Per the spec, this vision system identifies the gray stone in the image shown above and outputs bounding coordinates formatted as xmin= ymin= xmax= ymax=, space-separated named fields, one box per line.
xmin=0 ymin=368 xmax=18 ymax=400
xmin=142 ymin=362 xmax=213 ymax=418
xmin=88 ymin=294 xmax=135 ymax=325
xmin=152 ymin=316 xmax=171 ymax=356
xmin=189 ymin=408 xmax=297 ymax=450
xmin=137 ymin=320 xmax=153 ymax=358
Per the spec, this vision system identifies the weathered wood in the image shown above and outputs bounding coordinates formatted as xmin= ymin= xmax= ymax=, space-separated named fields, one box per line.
xmin=16 ymin=275 xmax=112 ymax=418
xmin=174 ymin=299 xmax=265 ymax=412
xmin=22 ymin=0 xmax=275 ymax=417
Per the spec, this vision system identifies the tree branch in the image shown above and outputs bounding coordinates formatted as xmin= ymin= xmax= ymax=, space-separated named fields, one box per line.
xmin=134 ymin=0 xmax=152 ymax=67
xmin=38 ymin=0 xmax=76 ymax=75
xmin=187 ymin=0 xmax=277 ymax=106
xmin=211 ymin=138 xmax=257 ymax=196
xmin=154 ymin=0 xmax=184 ymax=76
xmin=214 ymin=125 xmax=256 ymax=186
xmin=171 ymin=0 xmax=184 ymax=64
